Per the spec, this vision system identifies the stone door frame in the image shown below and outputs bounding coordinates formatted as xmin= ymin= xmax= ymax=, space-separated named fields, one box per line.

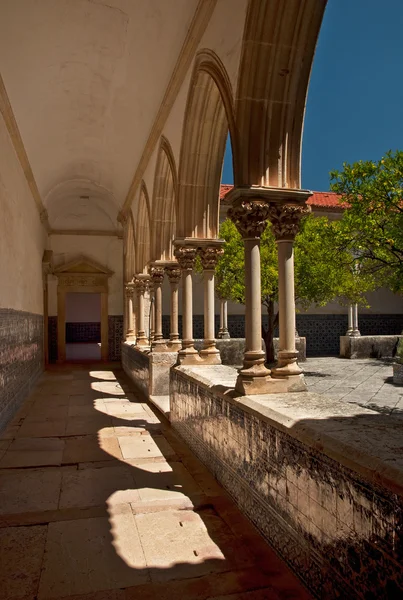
xmin=54 ymin=257 xmax=113 ymax=363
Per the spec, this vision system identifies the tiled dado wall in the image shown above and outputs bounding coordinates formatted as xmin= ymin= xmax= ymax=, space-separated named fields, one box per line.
xmin=48 ymin=316 xmax=123 ymax=362
xmin=0 ymin=309 xmax=43 ymax=430
xmin=170 ymin=369 xmax=403 ymax=599
xmin=162 ymin=314 xmax=403 ymax=357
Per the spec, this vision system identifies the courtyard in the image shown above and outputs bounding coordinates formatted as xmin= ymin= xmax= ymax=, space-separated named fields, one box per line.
xmin=303 ymin=358 xmax=403 ymax=414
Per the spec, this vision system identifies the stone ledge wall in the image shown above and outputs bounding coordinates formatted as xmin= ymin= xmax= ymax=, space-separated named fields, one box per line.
xmin=121 ymin=343 xmax=149 ymax=398
xmin=0 ymin=309 xmax=43 ymax=431
xmin=170 ymin=368 xmax=403 ymax=599
xmin=340 ymin=335 xmax=403 ymax=359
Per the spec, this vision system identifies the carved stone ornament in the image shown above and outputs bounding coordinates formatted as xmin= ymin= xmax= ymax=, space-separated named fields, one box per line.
xmin=165 ymin=266 xmax=182 ymax=284
xmin=228 ymin=200 xmax=271 ymax=239
xmin=134 ymin=278 xmax=148 ymax=294
xmin=174 ymin=246 xmax=198 ymax=270
xmin=124 ymin=283 xmax=134 ymax=299
xmin=268 ymin=204 xmax=311 ymax=241
xmin=149 ymin=266 xmax=165 ymax=285
xmin=198 ymin=246 xmax=224 ymax=270
xmin=59 ymin=274 xmax=105 ymax=287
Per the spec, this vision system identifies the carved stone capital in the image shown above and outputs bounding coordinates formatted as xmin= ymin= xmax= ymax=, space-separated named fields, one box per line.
xmin=268 ymin=203 xmax=311 ymax=241
xmin=134 ymin=277 xmax=148 ymax=295
xmin=174 ymin=246 xmax=197 ymax=270
xmin=165 ymin=266 xmax=182 ymax=284
xmin=149 ymin=266 xmax=165 ymax=285
xmin=125 ymin=283 xmax=135 ymax=299
xmin=198 ymin=246 xmax=224 ymax=270
xmin=228 ymin=200 xmax=271 ymax=239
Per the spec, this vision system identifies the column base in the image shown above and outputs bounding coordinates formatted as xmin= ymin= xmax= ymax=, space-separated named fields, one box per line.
xmin=135 ymin=333 xmax=150 ymax=348
xmin=151 ymin=339 xmax=170 ymax=352
xmin=235 ymin=371 xmax=307 ymax=395
xmin=126 ymin=334 xmax=136 ymax=343
xmin=217 ymin=330 xmax=230 ymax=340
xmin=177 ymin=343 xmax=202 ymax=365
xmin=168 ymin=338 xmax=182 ymax=351
xmin=199 ymin=339 xmax=221 ymax=364
xmin=272 ymin=350 xmax=302 ymax=377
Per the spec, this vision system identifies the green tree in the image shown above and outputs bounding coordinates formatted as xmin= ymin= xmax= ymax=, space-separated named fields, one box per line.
xmin=216 ymin=215 xmax=375 ymax=363
xmin=330 ymin=150 xmax=403 ymax=292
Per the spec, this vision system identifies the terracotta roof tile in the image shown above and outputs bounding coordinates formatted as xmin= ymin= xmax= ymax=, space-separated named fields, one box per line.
xmin=219 ymin=185 xmax=347 ymax=210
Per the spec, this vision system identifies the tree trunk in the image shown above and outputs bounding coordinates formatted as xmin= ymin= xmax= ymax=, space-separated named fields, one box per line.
xmin=262 ymin=298 xmax=278 ymax=365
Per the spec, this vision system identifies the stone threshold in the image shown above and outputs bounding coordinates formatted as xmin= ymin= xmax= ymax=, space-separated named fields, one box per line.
xmin=176 ymin=364 xmax=403 ymax=498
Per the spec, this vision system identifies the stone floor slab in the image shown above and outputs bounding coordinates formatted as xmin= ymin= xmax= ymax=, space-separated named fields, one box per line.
xmin=62 ymin=435 xmax=123 ymax=464
xmin=38 ymin=506 xmax=148 ymax=598
xmin=0 ymin=468 xmax=62 ymax=514
xmin=135 ymin=509 xmax=227 ymax=583
xmin=118 ymin=435 xmax=175 ymax=461
xmin=59 ymin=465 xmax=140 ymax=509
xmin=0 ymin=525 xmax=47 ymax=599
xmin=0 ymin=437 xmax=64 ymax=468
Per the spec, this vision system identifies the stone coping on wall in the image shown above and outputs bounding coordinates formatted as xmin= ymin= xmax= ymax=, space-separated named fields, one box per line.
xmin=340 ymin=335 xmax=402 ymax=359
xmin=175 ymin=364 xmax=403 ymax=499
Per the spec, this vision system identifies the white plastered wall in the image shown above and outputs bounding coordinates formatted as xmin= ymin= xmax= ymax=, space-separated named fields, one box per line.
xmin=0 ymin=112 xmax=46 ymax=314
xmin=48 ymin=235 xmax=123 ymax=316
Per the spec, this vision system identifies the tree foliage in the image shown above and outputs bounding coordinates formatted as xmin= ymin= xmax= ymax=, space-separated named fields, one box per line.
xmin=330 ymin=150 xmax=403 ymax=293
xmin=216 ymin=214 xmax=375 ymax=362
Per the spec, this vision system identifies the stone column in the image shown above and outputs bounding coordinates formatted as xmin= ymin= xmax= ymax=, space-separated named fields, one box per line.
xmin=352 ymin=303 xmax=360 ymax=337
xmin=125 ymin=283 xmax=135 ymax=341
xmin=198 ymin=245 xmax=224 ymax=364
xmin=268 ymin=204 xmax=309 ymax=387
xmin=228 ymin=200 xmax=272 ymax=394
xmin=135 ymin=276 xmax=149 ymax=347
xmin=218 ymin=298 xmax=230 ymax=339
xmin=165 ymin=265 xmax=182 ymax=351
xmin=346 ymin=303 xmax=354 ymax=336
xmin=150 ymin=266 xmax=168 ymax=351
xmin=174 ymin=246 xmax=200 ymax=364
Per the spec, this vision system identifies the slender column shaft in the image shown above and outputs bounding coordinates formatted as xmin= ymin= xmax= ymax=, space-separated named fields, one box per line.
xmin=165 ymin=266 xmax=181 ymax=350
xmin=245 ymin=238 xmax=264 ymax=355
xmin=135 ymin=279 xmax=148 ymax=346
xmin=199 ymin=245 xmax=222 ymax=363
xmin=127 ymin=292 xmax=134 ymax=336
xmin=219 ymin=299 xmax=224 ymax=335
xmin=174 ymin=246 xmax=199 ymax=363
xmin=352 ymin=303 xmax=360 ymax=336
xmin=204 ymin=270 xmax=215 ymax=340
xmin=182 ymin=269 xmax=193 ymax=345
xmin=170 ymin=281 xmax=179 ymax=340
xmin=223 ymin=300 xmax=228 ymax=332
xmin=277 ymin=241 xmax=297 ymax=353
xmin=154 ymin=284 xmax=162 ymax=340
xmin=347 ymin=304 xmax=354 ymax=335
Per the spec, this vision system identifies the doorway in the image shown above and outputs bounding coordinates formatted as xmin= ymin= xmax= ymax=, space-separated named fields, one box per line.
xmin=65 ymin=292 xmax=101 ymax=361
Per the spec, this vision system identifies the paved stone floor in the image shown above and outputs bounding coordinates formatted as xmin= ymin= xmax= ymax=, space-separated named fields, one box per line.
xmin=0 ymin=364 xmax=310 ymax=600
xmin=303 ymin=357 xmax=403 ymax=415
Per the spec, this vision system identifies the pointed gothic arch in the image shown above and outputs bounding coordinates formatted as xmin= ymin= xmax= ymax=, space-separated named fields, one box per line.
xmin=176 ymin=49 xmax=237 ymax=239
xmin=123 ymin=210 xmax=136 ymax=282
xmin=134 ymin=182 xmax=151 ymax=274
xmin=150 ymin=136 xmax=177 ymax=261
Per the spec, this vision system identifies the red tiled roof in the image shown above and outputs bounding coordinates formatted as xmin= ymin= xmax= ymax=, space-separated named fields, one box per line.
xmin=219 ymin=185 xmax=346 ymax=210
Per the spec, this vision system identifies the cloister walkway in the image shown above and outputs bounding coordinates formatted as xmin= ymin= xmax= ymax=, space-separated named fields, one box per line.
xmin=0 ymin=364 xmax=309 ymax=600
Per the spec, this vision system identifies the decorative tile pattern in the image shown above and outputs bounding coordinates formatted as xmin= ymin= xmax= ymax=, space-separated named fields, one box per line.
xmin=48 ymin=316 xmax=123 ymax=362
xmin=66 ymin=322 xmax=101 ymax=343
xmin=0 ymin=309 xmax=43 ymax=430
xmin=170 ymin=369 xmax=403 ymax=599
xmin=162 ymin=314 xmax=403 ymax=357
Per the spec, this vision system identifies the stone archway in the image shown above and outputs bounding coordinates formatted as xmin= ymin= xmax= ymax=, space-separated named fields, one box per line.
xmin=54 ymin=256 xmax=113 ymax=363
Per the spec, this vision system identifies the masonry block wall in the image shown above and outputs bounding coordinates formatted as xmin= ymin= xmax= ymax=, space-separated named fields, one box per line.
xmin=0 ymin=109 xmax=46 ymax=430
xmin=171 ymin=369 xmax=403 ymax=599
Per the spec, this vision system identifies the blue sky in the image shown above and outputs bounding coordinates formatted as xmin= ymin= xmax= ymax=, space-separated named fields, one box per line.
xmin=222 ymin=0 xmax=403 ymax=191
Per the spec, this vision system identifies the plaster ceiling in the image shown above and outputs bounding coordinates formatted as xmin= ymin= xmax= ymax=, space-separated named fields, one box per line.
xmin=0 ymin=0 xmax=199 ymax=229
